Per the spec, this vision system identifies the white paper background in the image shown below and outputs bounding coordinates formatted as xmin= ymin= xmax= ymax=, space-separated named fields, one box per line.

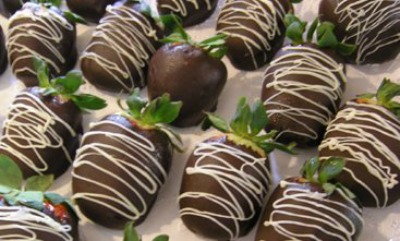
xmin=0 ymin=0 xmax=399 ymax=240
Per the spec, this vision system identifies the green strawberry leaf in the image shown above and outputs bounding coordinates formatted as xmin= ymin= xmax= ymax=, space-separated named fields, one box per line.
xmin=51 ymin=70 xmax=84 ymax=95
xmin=0 ymin=155 xmax=23 ymax=190
xmin=142 ymin=93 xmax=182 ymax=125
xmin=120 ymin=89 xmax=182 ymax=151
xmin=317 ymin=22 xmax=339 ymax=48
xmin=25 ymin=175 xmax=54 ymax=192
xmin=322 ymin=182 xmax=336 ymax=195
xmin=230 ymin=97 xmax=252 ymax=137
xmin=44 ymin=192 xmax=65 ymax=205
xmin=31 ymin=0 xmax=62 ymax=8
xmin=284 ymin=14 xmax=307 ymax=45
xmin=153 ymin=235 xmax=169 ymax=241
xmin=357 ymin=78 xmax=400 ymax=119
xmin=63 ymin=11 xmax=86 ymax=24
xmin=336 ymin=42 xmax=357 ymax=56
xmin=70 ymin=94 xmax=108 ymax=110
xmin=33 ymin=56 xmax=50 ymax=88
xmin=307 ymin=17 xmax=319 ymax=42
xmin=300 ymin=157 xmax=319 ymax=182
xmin=0 ymin=185 xmax=12 ymax=194
xmin=16 ymin=191 xmax=44 ymax=210
xmin=250 ymin=100 xmax=268 ymax=136
xmin=290 ymin=0 xmax=303 ymax=2
xmin=124 ymin=221 xmax=140 ymax=241
xmin=318 ymin=157 xmax=345 ymax=184
xmin=203 ymin=112 xmax=229 ymax=133
xmin=127 ymin=89 xmax=147 ymax=119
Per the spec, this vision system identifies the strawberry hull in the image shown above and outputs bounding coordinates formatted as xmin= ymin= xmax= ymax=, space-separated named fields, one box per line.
xmin=319 ymin=100 xmax=400 ymax=207
xmin=72 ymin=114 xmax=173 ymax=229
xmin=179 ymin=135 xmax=271 ymax=240
xmin=255 ymin=178 xmax=363 ymax=241
xmin=0 ymin=87 xmax=83 ymax=178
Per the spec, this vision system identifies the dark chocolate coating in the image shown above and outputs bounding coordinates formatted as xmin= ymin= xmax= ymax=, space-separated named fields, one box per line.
xmin=319 ymin=0 xmax=400 ymax=64
xmin=0 ymin=87 xmax=82 ymax=178
xmin=0 ymin=26 xmax=7 ymax=75
xmin=319 ymin=101 xmax=400 ymax=207
xmin=179 ymin=135 xmax=271 ymax=240
xmin=261 ymin=44 xmax=346 ymax=147
xmin=80 ymin=1 xmax=161 ymax=92
xmin=157 ymin=0 xmax=218 ymax=27
xmin=72 ymin=114 xmax=173 ymax=229
xmin=0 ymin=200 xmax=79 ymax=241
xmin=255 ymin=178 xmax=363 ymax=241
xmin=216 ymin=0 xmax=292 ymax=70
xmin=7 ymin=3 xmax=77 ymax=87
xmin=147 ymin=43 xmax=227 ymax=127
xmin=66 ymin=0 xmax=118 ymax=23
xmin=3 ymin=0 xmax=28 ymax=15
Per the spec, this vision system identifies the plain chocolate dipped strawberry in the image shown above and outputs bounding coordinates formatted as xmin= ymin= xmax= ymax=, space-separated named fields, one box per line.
xmin=7 ymin=1 xmax=84 ymax=87
xmin=66 ymin=0 xmax=118 ymax=23
xmin=72 ymin=89 xmax=182 ymax=229
xmin=157 ymin=0 xmax=218 ymax=27
xmin=216 ymin=0 xmax=293 ymax=70
xmin=255 ymin=157 xmax=363 ymax=241
xmin=147 ymin=17 xmax=227 ymax=127
xmin=0 ymin=58 xmax=107 ymax=178
xmin=261 ymin=16 xmax=355 ymax=147
xmin=319 ymin=79 xmax=400 ymax=208
xmin=0 ymin=155 xmax=79 ymax=241
xmin=179 ymin=98 xmax=294 ymax=240
xmin=80 ymin=0 xmax=163 ymax=92
xmin=319 ymin=0 xmax=400 ymax=64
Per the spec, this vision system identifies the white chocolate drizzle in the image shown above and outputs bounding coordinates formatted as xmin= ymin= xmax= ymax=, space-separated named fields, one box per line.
xmin=319 ymin=101 xmax=400 ymax=207
xmin=334 ymin=0 xmax=400 ymax=64
xmin=179 ymin=141 xmax=270 ymax=239
xmin=80 ymin=4 xmax=158 ymax=91
xmin=0 ymin=205 xmax=73 ymax=241
xmin=7 ymin=2 xmax=74 ymax=76
xmin=160 ymin=0 xmax=212 ymax=17
xmin=72 ymin=120 xmax=168 ymax=222
xmin=217 ymin=0 xmax=287 ymax=69
xmin=0 ymin=91 xmax=76 ymax=175
xmin=262 ymin=180 xmax=363 ymax=241
xmin=263 ymin=45 xmax=346 ymax=141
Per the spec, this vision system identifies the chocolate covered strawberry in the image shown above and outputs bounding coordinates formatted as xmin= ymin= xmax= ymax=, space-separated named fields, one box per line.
xmin=319 ymin=79 xmax=400 ymax=208
xmin=7 ymin=0 xmax=85 ymax=87
xmin=147 ymin=16 xmax=228 ymax=127
xmin=80 ymin=0 xmax=163 ymax=92
xmin=0 ymin=57 xmax=107 ymax=178
xmin=179 ymin=97 xmax=294 ymax=240
xmin=255 ymin=157 xmax=363 ymax=241
xmin=72 ymin=89 xmax=182 ymax=229
xmin=0 ymin=155 xmax=79 ymax=241
xmin=261 ymin=15 xmax=355 ymax=147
